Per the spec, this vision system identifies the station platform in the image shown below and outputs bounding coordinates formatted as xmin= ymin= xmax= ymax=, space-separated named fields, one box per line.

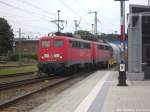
xmin=31 ymin=70 xmax=150 ymax=112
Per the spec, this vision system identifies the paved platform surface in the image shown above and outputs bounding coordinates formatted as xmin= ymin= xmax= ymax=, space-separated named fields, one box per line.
xmin=102 ymin=76 xmax=150 ymax=112
xmin=31 ymin=70 xmax=110 ymax=112
xmin=31 ymin=70 xmax=150 ymax=112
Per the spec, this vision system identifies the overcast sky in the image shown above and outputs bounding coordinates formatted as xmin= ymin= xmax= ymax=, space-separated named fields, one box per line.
xmin=0 ymin=0 xmax=149 ymax=38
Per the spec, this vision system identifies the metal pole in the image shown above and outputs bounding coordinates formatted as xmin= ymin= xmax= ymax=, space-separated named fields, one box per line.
xmin=18 ymin=28 xmax=22 ymax=66
xmin=139 ymin=14 xmax=142 ymax=72
xmin=123 ymin=1 xmax=126 ymax=61
xmin=74 ymin=20 xmax=78 ymax=32
xmin=89 ymin=11 xmax=98 ymax=35
xmin=57 ymin=10 xmax=60 ymax=32
xmin=95 ymin=11 xmax=97 ymax=34
xmin=148 ymin=0 xmax=150 ymax=6
xmin=117 ymin=0 xmax=127 ymax=86
xmin=120 ymin=1 xmax=126 ymax=62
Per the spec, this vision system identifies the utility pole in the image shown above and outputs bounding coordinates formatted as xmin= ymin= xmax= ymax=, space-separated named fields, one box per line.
xmin=148 ymin=0 xmax=150 ymax=6
xmin=73 ymin=20 xmax=79 ymax=32
xmin=51 ymin=10 xmax=66 ymax=33
xmin=89 ymin=11 xmax=98 ymax=34
xmin=18 ymin=28 xmax=22 ymax=66
xmin=57 ymin=10 xmax=60 ymax=32
xmin=95 ymin=11 xmax=97 ymax=34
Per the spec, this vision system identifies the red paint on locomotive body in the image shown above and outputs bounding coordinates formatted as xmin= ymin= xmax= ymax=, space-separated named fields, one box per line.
xmin=38 ymin=36 xmax=93 ymax=64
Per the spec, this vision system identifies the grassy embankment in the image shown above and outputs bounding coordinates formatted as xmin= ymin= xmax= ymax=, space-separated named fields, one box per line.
xmin=0 ymin=64 xmax=38 ymax=75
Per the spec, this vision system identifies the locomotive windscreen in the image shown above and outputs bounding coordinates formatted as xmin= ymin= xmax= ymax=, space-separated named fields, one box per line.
xmin=54 ymin=40 xmax=64 ymax=47
xmin=42 ymin=40 xmax=50 ymax=48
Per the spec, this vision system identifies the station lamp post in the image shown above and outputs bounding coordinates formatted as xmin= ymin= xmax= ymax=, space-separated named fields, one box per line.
xmin=114 ymin=0 xmax=129 ymax=86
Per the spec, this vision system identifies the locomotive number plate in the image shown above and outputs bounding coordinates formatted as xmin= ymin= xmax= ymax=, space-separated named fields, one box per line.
xmin=54 ymin=54 xmax=60 ymax=58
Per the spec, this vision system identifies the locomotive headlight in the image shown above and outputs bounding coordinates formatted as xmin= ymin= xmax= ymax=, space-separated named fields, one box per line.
xmin=59 ymin=56 xmax=63 ymax=59
xmin=41 ymin=56 xmax=44 ymax=59
xmin=44 ymin=54 xmax=49 ymax=58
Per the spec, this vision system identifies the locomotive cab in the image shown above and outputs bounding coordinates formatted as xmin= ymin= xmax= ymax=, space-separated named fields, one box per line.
xmin=38 ymin=36 xmax=67 ymax=75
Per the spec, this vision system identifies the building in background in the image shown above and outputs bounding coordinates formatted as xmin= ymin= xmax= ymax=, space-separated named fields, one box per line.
xmin=13 ymin=38 xmax=39 ymax=55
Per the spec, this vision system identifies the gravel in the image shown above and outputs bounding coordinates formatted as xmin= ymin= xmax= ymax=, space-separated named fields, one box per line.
xmin=0 ymin=71 xmax=93 ymax=112
xmin=0 ymin=77 xmax=66 ymax=105
xmin=0 ymin=73 xmax=38 ymax=84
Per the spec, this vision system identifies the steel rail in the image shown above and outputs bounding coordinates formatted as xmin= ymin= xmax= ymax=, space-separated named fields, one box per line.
xmin=0 ymin=76 xmax=73 ymax=108
xmin=0 ymin=76 xmax=57 ymax=91
xmin=0 ymin=72 xmax=36 ymax=78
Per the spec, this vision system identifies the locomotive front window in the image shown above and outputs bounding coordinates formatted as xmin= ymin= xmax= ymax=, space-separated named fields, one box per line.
xmin=54 ymin=40 xmax=64 ymax=47
xmin=41 ymin=41 xmax=50 ymax=48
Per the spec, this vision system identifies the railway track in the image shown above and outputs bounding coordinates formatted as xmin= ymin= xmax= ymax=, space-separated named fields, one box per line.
xmin=0 ymin=64 xmax=36 ymax=69
xmin=0 ymin=75 xmax=75 ymax=108
xmin=0 ymin=76 xmax=54 ymax=91
xmin=0 ymin=72 xmax=40 ymax=85
xmin=0 ymin=72 xmax=36 ymax=78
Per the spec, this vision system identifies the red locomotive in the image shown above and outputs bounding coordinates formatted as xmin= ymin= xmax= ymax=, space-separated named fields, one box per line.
xmin=38 ymin=35 xmax=112 ymax=75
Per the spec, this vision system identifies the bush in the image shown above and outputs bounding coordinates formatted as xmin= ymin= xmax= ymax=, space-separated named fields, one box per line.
xmin=0 ymin=56 xmax=8 ymax=63
xmin=9 ymin=54 xmax=19 ymax=61
xmin=22 ymin=54 xmax=38 ymax=60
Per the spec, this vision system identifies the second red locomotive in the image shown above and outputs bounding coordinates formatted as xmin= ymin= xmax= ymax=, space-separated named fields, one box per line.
xmin=38 ymin=35 xmax=112 ymax=75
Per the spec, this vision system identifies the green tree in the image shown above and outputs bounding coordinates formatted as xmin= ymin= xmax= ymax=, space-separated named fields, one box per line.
xmin=100 ymin=33 xmax=119 ymax=42
xmin=0 ymin=18 xmax=14 ymax=55
xmin=74 ymin=30 xmax=97 ymax=41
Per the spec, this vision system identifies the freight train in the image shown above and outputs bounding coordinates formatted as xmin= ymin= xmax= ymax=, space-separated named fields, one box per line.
xmin=38 ymin=35 xmax=113 ymax=75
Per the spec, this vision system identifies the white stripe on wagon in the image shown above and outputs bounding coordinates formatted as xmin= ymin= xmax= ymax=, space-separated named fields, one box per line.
xmin=74 ymin=71 xmax=110 ymax=112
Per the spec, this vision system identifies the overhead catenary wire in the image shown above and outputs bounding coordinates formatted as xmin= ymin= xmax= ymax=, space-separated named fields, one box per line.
xmin=58 ymin=0 xmax=92 ymax=26
xmin=72 ymin=0 xmax=87 ymax=13
xmin=96 ymin=0 xmax=113 ymax=11
xmin=0 ymin=1 xmax=39 ymax=16
xmin=0 ymin=2 xmax=56 ymax=35
xmin=0 ymin=1 xmax=66 ymax=36
xmin=0 ymin=10 xmax=50 ymax=22
xmin=57 ymin=0 xmax=81 ymax=18
xmin=15 ymin=0 xmax=55 ymax=16
xmin=0 ymin=1 xmax=54 ymax=21
xmin=0 ymin=0 xmax=118 ymax=35
xmin=59 ymin=0 xmax=98 ymax=31
xmin=15 ymin=0 xmax=93 ymax=32
xmin=71 ymin=0 xmax=93 ymax=28
xmin=56 ymin=0 xmax=89 ymax=31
